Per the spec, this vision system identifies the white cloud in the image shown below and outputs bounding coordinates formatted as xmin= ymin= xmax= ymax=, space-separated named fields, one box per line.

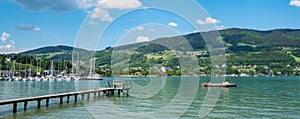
xmin=78 ymin=0 xmax=102 ymax=9
xmin=131 ymin=26 xmax=144 ymax=31
xmin=136 ymin=36 xmax=150 ymax=43
xmin=10 ymin=40 xmax=15 ymax=45
xmin=168 ymin=22 xmax=178 ymax=27
xmin=1 ymin=32 xmax=10 ymax=43
xmin=0 ymin=46 xmax=16 ymax=54
xmin=4 ymin=44 xmax=14 ymax=49
xmin=13 ymin=0 xmax=142 ymax=22
xmin=88 ymin=20 xmax=99 ymax=25
xmin=90 ymin=0 xmax=142 ymax=22
xmin=149 ymin=28 xmax=155 ymax=32
xmin=197 ymin=17 xmax=220 ymax=25
xmin=15 ymin=24 xmax=41 ymax=31
xmin=101 ymin=0 xmax=142 ymax=9
xmin=290 ymin=0 xmax=300 ymax=7
xmin=12 ymin=0 xmax=100 ymax=12
xmin=193 ymin=25 xmax=225 ymax=32
xmin=216 ymin=25 xmax=225 ymax=30
xmin=0 ymin=32 xmax=18 ymax=53
xmin=90 ymin=7 xmax=113 ymax=21
xmin=0 ymin=44 xmax=16 ymax=54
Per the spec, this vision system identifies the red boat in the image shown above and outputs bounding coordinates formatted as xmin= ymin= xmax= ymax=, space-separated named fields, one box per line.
xmin=202 ymin=82 xmax=237 ymax=87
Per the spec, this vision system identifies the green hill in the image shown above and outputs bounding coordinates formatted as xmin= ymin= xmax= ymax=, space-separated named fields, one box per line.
xmin=19 ymin=45 xmax=88 ymax=60
xmin=20 ymin=45 xmax=75 ymax=54
xmin=7 ymin=28 xmax=300 ymax=76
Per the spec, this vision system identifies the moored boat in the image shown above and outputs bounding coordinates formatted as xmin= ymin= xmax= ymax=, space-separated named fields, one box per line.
xmin=202 ymin=82 xmax=237 ymax=87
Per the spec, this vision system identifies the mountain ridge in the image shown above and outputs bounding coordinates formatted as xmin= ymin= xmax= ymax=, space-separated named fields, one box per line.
xmin=17 ymin=28 xmax=300 ymax=58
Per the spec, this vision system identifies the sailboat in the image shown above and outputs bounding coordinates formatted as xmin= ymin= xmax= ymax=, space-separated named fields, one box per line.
xmin=22 ymin=58 xmax=29 ymax=81
xmin=72 ymin=53 xmax=80 ymax=80
xmin=85 ymin=58 xmax=102 ymax=80
xmin=35 ymin=58 xmax=41 ymax=81
xmin=16 ymin=62 xmax=22 ymax=81
xmin=9 ymin=61 xmax=16 ymax=81
xmin=47 ymin=61 xmax=56 ymax=81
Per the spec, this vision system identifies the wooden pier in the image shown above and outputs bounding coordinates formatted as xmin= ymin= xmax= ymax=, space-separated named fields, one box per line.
xmin=0 ymin=80 xmax=131 ymax=113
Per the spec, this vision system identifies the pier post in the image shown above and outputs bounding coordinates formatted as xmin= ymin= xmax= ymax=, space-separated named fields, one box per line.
xmin=111 ymin=90 xmax=114 ymax=95
xmin=37 ymin=100 xmax=41 ymax=108
xmin=24 ymin=101 xmax=28 ymax=111
xmin=46 ymin=98 xmax=49 ymax=107
xmin=60 ymin=97 xmax=63 ymax=104
xmin=87 ymin=93 xmax=90 ymax=101
xmin=81 ymin=94 xmax=85 ymax=100
xmin=94 ymin=92 xmax=96 ymax=98
xmin=98 ymin=91 xmax=101 ymax=96
xmin=13 ymin=102 xmax=17 ymax=113
xmin=67 ymin=96 xmax=70 ymax=103
xmin=118 ymin=90 xmax=121 ymax=95
xmin=74 ymin=95 xmax=77 ymax=102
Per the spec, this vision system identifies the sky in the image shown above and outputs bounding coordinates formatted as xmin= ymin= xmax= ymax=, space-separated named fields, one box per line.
xmin=0 ymin=0 xmax=300 ymax=53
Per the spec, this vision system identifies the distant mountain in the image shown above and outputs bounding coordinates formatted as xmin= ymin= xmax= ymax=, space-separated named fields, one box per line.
xmin=117 ymin=28 xmax=300 ymax=53
xmin=20 ymin=45 xmax=76 ymax=54
xmin=220 ymin=28 xmax=300 ymax=52
xmin=19 ymin=45 xmax=88 ymax=60
xmin=18 ymin=28 xmax=300 ymax=55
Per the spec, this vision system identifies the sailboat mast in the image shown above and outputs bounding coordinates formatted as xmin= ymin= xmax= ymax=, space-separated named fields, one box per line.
xmin=36 ymin=58 xmax=38 ymax=76
xmin=19 ymin=61 xmax=21 ymax=77
xmin=76 ymin=53 xmax=79 ymax=76
xmin=25 ymin=58 xmax=27 ymax=77
xmin=89 ymin=58 xmax=92 ymax=76
xmin=50 ymin=60 xmax=54 ymax=77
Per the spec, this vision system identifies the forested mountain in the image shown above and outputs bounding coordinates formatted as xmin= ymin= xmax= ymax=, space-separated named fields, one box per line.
xmin=5 ymin=28 xmax=300 ymax=76
xmin=20 ymin=45 xmax=75 ymax=54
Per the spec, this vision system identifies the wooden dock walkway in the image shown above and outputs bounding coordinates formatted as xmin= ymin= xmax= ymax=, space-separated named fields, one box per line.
xmin=0 ymin=80 xmax=131 ymax=113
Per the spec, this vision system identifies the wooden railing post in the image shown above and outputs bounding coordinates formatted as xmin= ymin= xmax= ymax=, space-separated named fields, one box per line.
xmin=67 ymin=96 xmax=70 ymax=103
xmin=60 ymin=97 xmax=63 ymax=104
xmin=46 ymin=98 xmax=49 ymax=107
xmin=81 ymin=94 xmax=85 ymax=100
xmin=24 ymin=101 xmax=28 ymax=111
xmin=37 ymin=100 xmax=41 ymax=108
xmin=74 ymin=95 xmax=77 ymax=102
xmin=87 ymin=93 xmax=90 ymax=101
xmin=13 ymin=102 xmax=17 ymax=113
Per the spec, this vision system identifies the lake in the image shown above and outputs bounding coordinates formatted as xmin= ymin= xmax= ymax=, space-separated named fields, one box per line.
xmin=0 ymin=76 xmax=299 ymax=118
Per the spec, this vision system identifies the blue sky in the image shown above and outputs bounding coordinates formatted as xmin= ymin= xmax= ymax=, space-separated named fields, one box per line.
xmin=0 ymin=0 xmax=300 ymax=53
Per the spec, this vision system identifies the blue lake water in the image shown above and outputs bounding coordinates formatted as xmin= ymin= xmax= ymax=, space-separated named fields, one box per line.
xmin=0 ymin=76 xmax=299 ymax=118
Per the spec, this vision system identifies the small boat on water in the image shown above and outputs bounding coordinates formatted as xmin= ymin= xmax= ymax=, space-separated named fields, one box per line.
xmin=85 ymin=75 xmax=103 ymax=80
xmin=202 ymin=82 xmax=237 ymax=87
